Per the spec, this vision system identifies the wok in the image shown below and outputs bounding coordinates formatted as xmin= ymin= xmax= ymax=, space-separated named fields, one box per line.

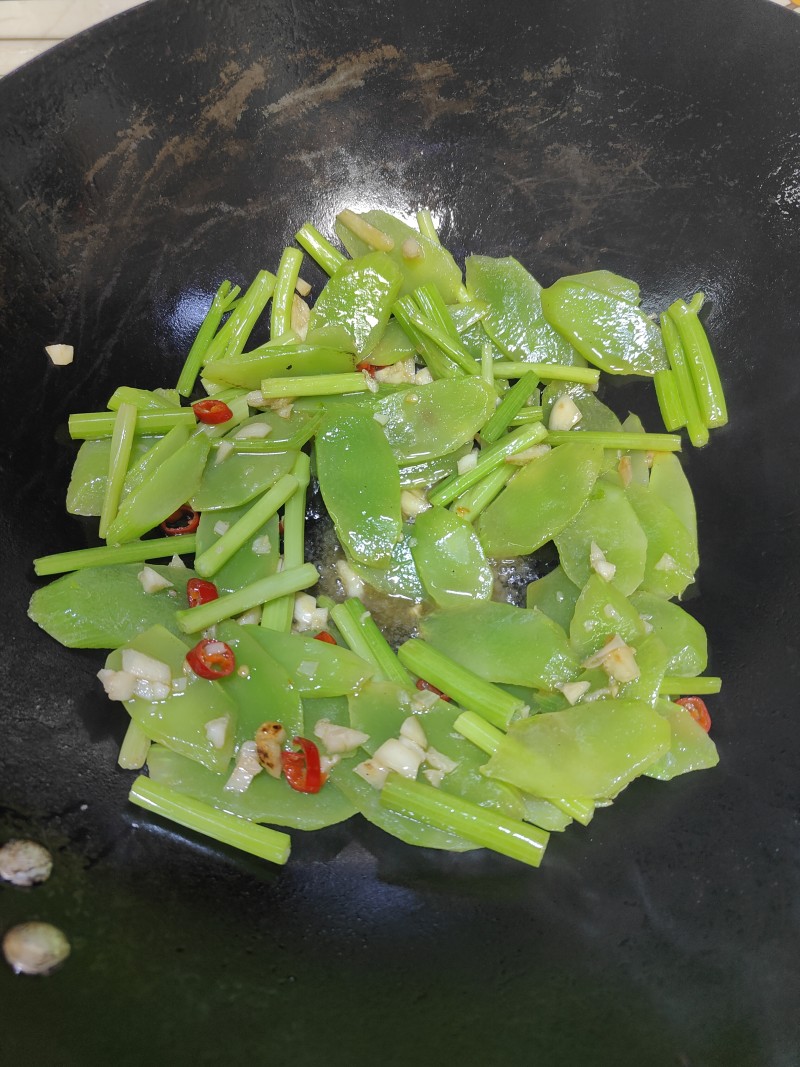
xmin=1 ymin=0 xmax=798 ymax=1063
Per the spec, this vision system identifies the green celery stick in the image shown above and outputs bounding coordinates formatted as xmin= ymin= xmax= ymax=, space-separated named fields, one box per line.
xmin=481 ymin=372 xmax=539 ymax=444
xmin=193 ymin=473 xmax=299 ymax=578
xmin=260 ymin=453 xmax=311 ymax=631
xmin=271 ymin=247 xmax=304 ymax=340
xmin=98 ymin=402 xmax=137 ymax=540
xmin=175 ymin=563 xmax=319 ymax=633
xmin=416 ymin=209 xmax=440 ymax=244
xmin=176 ymin=280 xmax=241 ymax=397
xmin=413 ymin=283 xmax=460 ymax=341
xmin=450 ymin=464 xmax=513 ymax=523
xmin=379 ymin=774 xmax=549 ymax=868
xmin=481 ymin=341 xmax=495 ymax=388
xmin=654 ymin=368 xmax=687 ymax=432
xmin=295 ymin=223 xmax=346 ymax=275
xmin=202 ymin=270 xmax=276 ymax=366
xmin=659 ymin=676 xmax=722 ymax=696
xmin=259 ymin=372 xmax=369 ymax=398
xmin=660 ymin=311 xmax=709 ymax=447
xmin=34 ymin=534 xmax=197 ymax=576
xmin=428 ymin=421 xmax=548 ymax=507
xmin=392 ymin=297 xmax=461 ymax=379
xmin=688 ymin=291 xmax=705 ymax=314
xmin=117 ymin=719 xmax=151 ymax=770
xmin=395 ymin=301 xmax=480 ymax=375
xmin=329 ymin=598 xmax=414 ymax=687
xmin=397 ymin=639 xmax=525 ymax=729
xmin=69 ymin=409 xmax=196 ymax=440
xmin=128 ymin=777 xmax=291 ymax=865
xmin=667 ymin=298 xmax=728 ymax=428
xmin=545 ymin=430 xmax=681 ymax=451
xmin=510 ymin=407 xmax=544 ymax=424
xmin=493 ymin=362 xmax=600 ymax=387
xmin=108 ymin=387 xmax=180 ymax=411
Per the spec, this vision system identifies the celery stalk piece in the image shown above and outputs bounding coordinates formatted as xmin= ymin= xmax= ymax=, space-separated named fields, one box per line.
xmin=545 ymin=430 xmax=681 ymax=451
xmin=391 ymin=298 xmax=462 ymax=379
xmin=654 ymin=369 xmax=686 ymax=432
xmin=510 ymin=407 xmax=545 ymax=425
xmin=492 ymin=362 xmax=600 ymax=387
xmin=413 ymin=283 xmax=461 ymax=341
xmin=193 ymin=473 xmax=299 ymax=578
xmin=118 ymin=719 xmax=151 ymax=770
xmin=481 ymin=341 xmax=495 ymax=388
xmin=329 ymin=599 xmax=414 ymax=687
xmin=659 ymin=676 xmax=722 ymax=696
xmin=453 ymin=710 xmax=506 ymax=754
xmin=34 ymin=534 xmax=197 ymax=576
xmin=175 ymin=563 xmax=319 ymax=633
xmin=176 ymin=280 xmax=241 ymax=397
xmin=394 ymin=301 xmax=480 ymax=375
xmin=107 ymin=386 xmax=181 ymax=412
xmin=260 ymin=453 xmax=311 ymax=631
xmin=660 ymin=312 xmax=709 ymax=448
xmin=379 ymin=774 xmax=549 ymax=868
xmin=450 ymin=464 xmax=513 ymax=523
xmin=416 ymin=209 xmax=440 ymax=244
xmin=480 ymin=372 xmax=539 ymax=444
xmin=336 ymin=209 xmax=395 ymax=252
xmin=397 ymin=639 xmax=525 ymax=729
xmin=69 ymin=410 xmax=196 ymax=440
xmin=428 ymin=421 xmax=549 ymax=507
xmin=271 ymin=247 xmax=304 ymax=340
xmin=202 ymin=270 xmax=276 ymax=366
xmin=667 ymin=298 xmax=728 ymax=428
xmin=128 ymin=777 xmax=291 ymax=865
xmin=259 ymin=372 xmax=369 ymax=398
xmin=295 ymin=223 xmax=346 ymax=275
xmin=98 ymin=402 xmax=137 ymax=540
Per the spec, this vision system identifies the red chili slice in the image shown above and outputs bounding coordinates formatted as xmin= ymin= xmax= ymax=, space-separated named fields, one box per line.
xmin=314 ymin=631 xmax=337 ymax=645
xmin=186 ymin=578 xmax=219 ymax=609
xmin=416 ymin=678 xmax=450 ymax=702
xmin=193 ymin=398 xmax=233 ymax=424
xmin=160 ymin=504 xmax=200 ymax=535
xmin=281 ymin=737 xmax=325 ymax=794
xmin=356 ymin=361 xmax=377 ymax=376
xmin=676 ymin=696 xmax=712 ymax=733
xmin=185 ymin=638 xmax=236 ymax=679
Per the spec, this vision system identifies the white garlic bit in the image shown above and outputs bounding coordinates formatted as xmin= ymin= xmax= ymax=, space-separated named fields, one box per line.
xmin=548 ymin=394 xmax=582 ymax=431
xmin=314 ymin=718 xmax=370 ymax=754
xmin=558 ymin=680 xmax=591 ymax=706
xmin=589 ymin=542 xmax=617 ymax=582
xmin=400 ymin=488 xmax=430 ymax=519
xmin=3 ymin=922 xmax=70 ymax=975
xmin=400 ymin=716 xmax=428 ymax=750
xmin=581 ymin=634 xmax=640 ymax=684
xmin=137 ymin=566 xmax=174 ymax=595
xmin=97 ymin=668 xmax=137 ymax=702
xmin=293 ymin=593 xmax=329 ymax=632
xmin=204 ymin=716 xmax=231 ymax=750
xmin=45 ymin=344 xmax=74 ymax=366
xmin=353 ymin=758 xmax=390 ymax=790
xmin=0 ymin=840 xmax=53 ymax=887
xmin=372 ymin=738 xmax=425 ymax=779
xmin=334 ymin=559 xmax=365 ymax=599
xmin=224 ymin=741 xmax=262 ymax=793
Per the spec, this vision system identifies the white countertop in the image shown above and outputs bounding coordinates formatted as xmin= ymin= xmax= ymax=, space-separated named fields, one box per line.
xmin=0 ymin=0 xmax=147 ymax=77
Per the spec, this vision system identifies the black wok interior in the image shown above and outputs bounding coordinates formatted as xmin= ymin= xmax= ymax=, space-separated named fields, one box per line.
xmin=1 ymin=1 xmax=799 ymax=1063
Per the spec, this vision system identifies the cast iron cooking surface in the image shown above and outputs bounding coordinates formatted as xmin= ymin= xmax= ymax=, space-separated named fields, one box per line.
xmin=1 ymin=0 xmax=799 ymax=1063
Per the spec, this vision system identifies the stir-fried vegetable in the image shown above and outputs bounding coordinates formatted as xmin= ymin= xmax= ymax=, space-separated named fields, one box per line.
xmin=29 ymin=207 xmax=727 ymax=870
